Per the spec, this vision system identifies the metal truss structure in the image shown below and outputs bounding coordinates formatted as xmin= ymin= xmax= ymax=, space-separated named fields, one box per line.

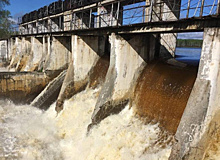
xmin=13 ymin=0 xmax=220 ymax=35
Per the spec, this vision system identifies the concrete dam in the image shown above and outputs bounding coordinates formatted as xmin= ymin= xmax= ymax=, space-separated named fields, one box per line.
xmin=1 ymin=0 xmax=220 ymax=159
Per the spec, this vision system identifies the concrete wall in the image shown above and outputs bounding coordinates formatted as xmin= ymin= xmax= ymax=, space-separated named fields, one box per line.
xmin=169 ymin=28 xmax=220 ymax=160
xmin=56 ymin=35 xmax=107 ymax=112
xmin=90 ymin=33 xmax=156 ymax=126
xmin=44 ymin=36 xmax=71 ymax=71
xmin=0 ymin=72 xmax=50 ymax=104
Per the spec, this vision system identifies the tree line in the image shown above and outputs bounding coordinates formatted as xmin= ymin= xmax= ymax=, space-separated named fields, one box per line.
xmin=176 ymin=39 xmax=203 ymax=48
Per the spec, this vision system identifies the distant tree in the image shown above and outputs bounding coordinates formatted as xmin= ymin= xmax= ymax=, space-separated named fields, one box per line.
xmin=0 ymin=0 xmax=14 ymax=39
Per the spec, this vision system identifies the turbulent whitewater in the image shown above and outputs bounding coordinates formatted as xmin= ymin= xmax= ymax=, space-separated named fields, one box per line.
xmin=0 ymin=88 xmax=172 ymax=160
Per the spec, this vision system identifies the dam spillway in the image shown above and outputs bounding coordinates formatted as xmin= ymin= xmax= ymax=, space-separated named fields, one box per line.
xmin=1 ymin=0 xmax=220 ymax=159
xmin=134 ymin=61 xmax=198 ymax=134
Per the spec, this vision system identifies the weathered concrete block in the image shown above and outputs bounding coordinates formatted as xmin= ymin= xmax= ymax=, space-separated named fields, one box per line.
xmin=44 ymin=36 xmax=71 ymax=71
xmin=0 ymin=72 xmax=50 ymax=104
xmin=169 ymin=28 xmax=220 ymax=160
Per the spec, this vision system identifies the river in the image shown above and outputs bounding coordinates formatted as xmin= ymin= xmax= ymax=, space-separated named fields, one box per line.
xmin=2 ymin=47 xmax=220 ymax=160
xmin=175 ymin=47 xmax=201 ymax=66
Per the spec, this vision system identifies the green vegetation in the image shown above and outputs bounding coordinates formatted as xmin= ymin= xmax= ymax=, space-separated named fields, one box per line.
xmin=177 ymin=39 xmax=203 ymax=48
xmin=0 ymin=0 xmax=14 ymax=39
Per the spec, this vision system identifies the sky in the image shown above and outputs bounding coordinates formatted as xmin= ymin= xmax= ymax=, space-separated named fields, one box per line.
xmin=178 ymin=32 xmax=203 ymax=40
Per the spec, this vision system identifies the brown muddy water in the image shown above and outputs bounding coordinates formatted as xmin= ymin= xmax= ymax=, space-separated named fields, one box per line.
xmin=134 ymin=61 xmax=198 ymax=134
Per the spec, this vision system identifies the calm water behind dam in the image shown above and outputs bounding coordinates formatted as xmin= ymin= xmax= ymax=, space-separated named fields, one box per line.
xmin=1 ymin=47 xmax=219 ymax=160
xmin=175 ymin=47 xmax=201 ymax=66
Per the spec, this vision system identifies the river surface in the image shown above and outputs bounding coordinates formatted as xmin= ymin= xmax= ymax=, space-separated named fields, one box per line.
xmin=175 ymin=47 xmax=201 ymax=66
xmin=0 ymin=88 xmax=172 ymax=160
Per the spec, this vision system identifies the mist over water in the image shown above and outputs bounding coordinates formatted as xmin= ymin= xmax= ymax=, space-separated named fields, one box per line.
xmin=0 ymin=88 xmax=172 ymax=160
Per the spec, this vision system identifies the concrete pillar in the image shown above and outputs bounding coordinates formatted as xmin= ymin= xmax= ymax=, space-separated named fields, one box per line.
xmin=56 ymin=35 xmax=106 ymax=112
xmin=169 ymin=28 xmax=220 ymax=160
xmin=90 ymin=33 xmax=156 ymax=127
xmin=44 ymin=36 xmax=71 ymax=71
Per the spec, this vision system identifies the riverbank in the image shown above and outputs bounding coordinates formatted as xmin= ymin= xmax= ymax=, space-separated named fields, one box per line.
xmin=177 ymin=39 xmax=203 ymax=48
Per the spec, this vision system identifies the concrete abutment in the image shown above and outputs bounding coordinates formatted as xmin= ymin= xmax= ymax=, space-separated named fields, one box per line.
xmin=169 ymin=28 xmax=220 ymax=159
xmin=0 ymin=72 xmax=50 ymax=104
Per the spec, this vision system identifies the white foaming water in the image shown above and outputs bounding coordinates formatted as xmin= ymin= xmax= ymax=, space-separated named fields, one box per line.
xmin=0 ymin=88 xmax=172 ymax=160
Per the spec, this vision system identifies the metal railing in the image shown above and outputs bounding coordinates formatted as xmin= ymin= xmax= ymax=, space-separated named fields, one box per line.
xmin=14 ymin=0 xmax=220 ymax=35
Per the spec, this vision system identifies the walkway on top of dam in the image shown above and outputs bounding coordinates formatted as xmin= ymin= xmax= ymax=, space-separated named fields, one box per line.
xmin=14 ymin=0 xmax=220 ymax=37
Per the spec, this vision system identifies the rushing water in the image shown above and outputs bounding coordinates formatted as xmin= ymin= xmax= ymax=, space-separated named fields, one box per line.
xmin=0 ymin=88 xmax=172 ymax=160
